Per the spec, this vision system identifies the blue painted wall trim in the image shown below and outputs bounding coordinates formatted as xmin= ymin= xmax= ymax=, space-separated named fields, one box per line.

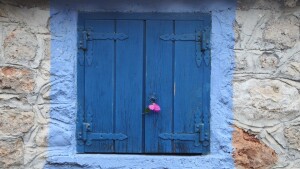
xmin=48 ymin=0 xmax=236 ymax=168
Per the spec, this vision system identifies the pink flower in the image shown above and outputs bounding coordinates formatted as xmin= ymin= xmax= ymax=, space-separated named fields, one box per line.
xmin=148 ymin=103 xmax=161 ymax=112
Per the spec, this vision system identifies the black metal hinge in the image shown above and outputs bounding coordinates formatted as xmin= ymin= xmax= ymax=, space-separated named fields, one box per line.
xmin=159 ymin=30 xmax=210 ymax=67
xmin=201 ymin=28 xmax=211 ymax=66
xmin=77 ymin=27 xmax=92 ymax=66
xmin=78 ymin=30 xmax=91 ymax=51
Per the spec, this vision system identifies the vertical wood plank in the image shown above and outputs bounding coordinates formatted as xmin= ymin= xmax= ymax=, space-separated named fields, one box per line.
xmin=173 ymin=20 xmax=204 ymax=153
xmin=145 ymin=20 xmax=173 ymax=153
xmin=115 ymin=20 xmax=144 ymax=153
xmin=84 ymin=20 xmax=115 ymax=153
xmin=76 ymin=23 xmax=85 ymax=153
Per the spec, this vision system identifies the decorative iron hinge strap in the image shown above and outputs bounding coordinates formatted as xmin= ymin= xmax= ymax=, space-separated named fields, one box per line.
xmin=201 ymin=28 xmax=211 ymax=66
xmin=160 ymin=33 xmax=199 ymax=41
xmin=89 ymin=133 xmax=128 ymax=140
xmin=78 ymin=31 xmax=128 ymax=46
xmin=160 ymin=32 xmax=205 ymax=67
xmin=82 ymin=105 xmax=93 ymax=145
xmin=77 ymin=28 xmax=91 ymax=66
xmin=84 ymin=132 xmax=128 ymax=146
xmin=82 ymin=122 xmax=91 ymax=142
xmin=159 ymin=133 xmax=200 ymax=147
xmin=195 ymin=32 xmax=202 ymax=67
xmin=159 ymin=133 xmax=197 ymax=141
xmin=76 ymin=103 xmax=85 ymax=146
xmin=91 ymin=33 xmax=128 ymax=40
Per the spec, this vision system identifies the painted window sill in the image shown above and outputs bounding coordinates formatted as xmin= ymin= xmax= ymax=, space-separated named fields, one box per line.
xmin=47 ymin=153 xmax=233 ymax=168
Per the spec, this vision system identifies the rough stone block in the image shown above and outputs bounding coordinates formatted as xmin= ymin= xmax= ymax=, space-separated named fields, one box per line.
xmin=24 ymin=146 xmax=47 ymax=169
xmin=284 ymin=0 xmax=299 ymax=7
xmin=0 ymin=138 xmax=24 ymax=168
xmin=235 ymin=9 xmax=300 ymax=51
xmin=0 ymin=94 xmax=32 ymax=112
xmin=233 ymin=127 xmax=277 ymax=169
xmin=259 ymin=53 xmax=279 ymax=70
xmin=278 ymin=57 xmax=300 ymax=81
xmin=234 ymin=79 xmax=300 ymax=127
xmin=284 ymin=125 xmax=300 ymax=151
xmin=0 ymin=66 xmax=35 ymax=93
xmin=264 ymin=15 xmax=299 ymax=50
xmin=235 ymin=51 xmax=280 ymax=74
xmin=237 ymin=0 xmax=282 ymax=11
xmin=0 ymin=0 xmax=49 ymax=10
xmin=235 ymin=10 xmax=274 ymax=50
xmin=0 ymin=109 xmax=34 ymax=136
xmin=4 ymin=28 xmax=38 ymax=65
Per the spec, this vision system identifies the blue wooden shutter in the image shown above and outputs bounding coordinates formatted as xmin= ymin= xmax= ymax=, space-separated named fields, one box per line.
xmin=145 ymin=20 xmax=210 ymax=154
xmin=77 ymin=13 xmax=211 ymax=154
xmin=77 ymin=19 xmax=144 ymax=153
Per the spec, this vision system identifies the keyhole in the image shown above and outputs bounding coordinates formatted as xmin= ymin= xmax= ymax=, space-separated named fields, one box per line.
xmin=149 ymin=93 xmax=157 ymax=103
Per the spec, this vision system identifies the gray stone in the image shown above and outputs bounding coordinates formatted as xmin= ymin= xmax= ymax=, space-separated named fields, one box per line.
xmin=235 ymin=51 xmax=280 ymax=74
xmin=234 ymin=79 xmax=300 ymax=127
xmin=237 ymin=0 xmax=282 ymax=11
xmin=279 ymin=62 xmax=300 ymax=80
xmin=235 ymin=10 xmax=275 ymax=50
xmin=0 ymin=0 xmax=49 ymax=9
xmin=264 ymin=15 xmax=299 ymax=50
xmin=259 ymin=53 xmax=279 ymax=70
xmin=284 ymin=125 xmax=300 ymax=151
xmin=284 ymin=0 xmax=299 ymax=7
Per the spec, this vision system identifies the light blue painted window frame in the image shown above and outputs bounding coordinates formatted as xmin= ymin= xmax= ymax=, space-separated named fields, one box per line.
xmin=48 ymin=0 xmax=236 ymax=167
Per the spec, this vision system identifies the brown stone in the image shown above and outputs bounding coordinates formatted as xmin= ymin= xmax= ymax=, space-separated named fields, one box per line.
xmin=4 ymin=28 xmax=38 ymax=65
xmin=233 ymin=126 xmax=278 ymax=169
xmin=0 ymin=109 xmax=34 ymax=136
xmin=0 ymin=138 xmax=23 ymax=168
xmin=0 ymin=66 xmax=35 ymax=93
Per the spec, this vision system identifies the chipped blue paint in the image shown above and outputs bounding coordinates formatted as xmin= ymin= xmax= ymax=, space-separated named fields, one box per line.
xmin=47 ymin=0 xmax=236 ymax=168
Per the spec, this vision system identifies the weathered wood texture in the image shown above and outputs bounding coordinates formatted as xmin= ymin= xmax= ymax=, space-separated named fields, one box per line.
xmin=77 ymin=13 xmax=211 ymax=154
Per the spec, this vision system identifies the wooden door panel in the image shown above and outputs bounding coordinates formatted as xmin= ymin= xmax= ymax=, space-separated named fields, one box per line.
xmin=145 ymin=20 xmax=173 ymax=153
xmin=115 ymin=20 xmax=144 ymax=153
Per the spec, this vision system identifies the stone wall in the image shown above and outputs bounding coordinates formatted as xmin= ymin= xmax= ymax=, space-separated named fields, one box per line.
xmin=0 ymin=1 xmax=50 ymax=168
xmin=233 ymin=0 xmax=300 ymax=168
